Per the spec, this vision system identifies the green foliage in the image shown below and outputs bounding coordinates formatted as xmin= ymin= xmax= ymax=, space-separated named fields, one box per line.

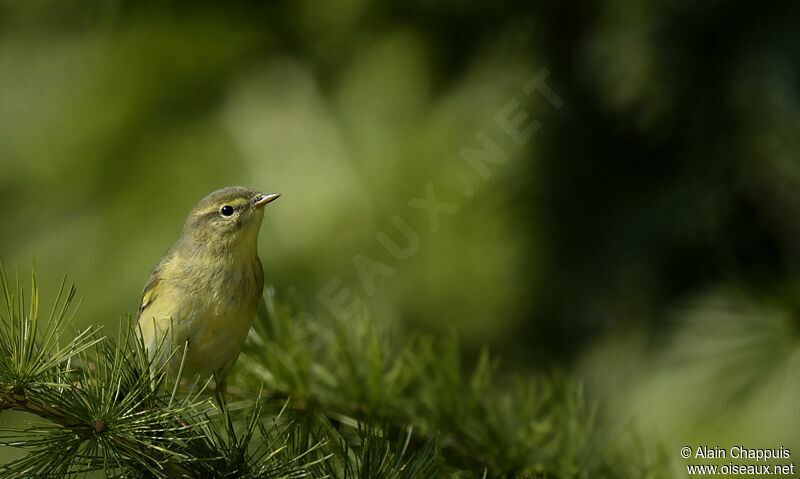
xmin=0 ymin=264 xmax=100 ymax=394
xmin=0 ymin=266 xmax=658 ymax=478
xmin=232 ymin=291 xmax=645 ymax=478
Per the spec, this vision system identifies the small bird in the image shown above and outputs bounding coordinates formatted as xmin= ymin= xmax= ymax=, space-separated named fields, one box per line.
xmin=136 ymin=186 xmax=279 ymax=393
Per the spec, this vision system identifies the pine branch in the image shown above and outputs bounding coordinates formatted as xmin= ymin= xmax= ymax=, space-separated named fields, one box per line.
xmin=232 ymin=290 xmax=613 ymax=478
xmin=0 ymin=265 xmax=348 ymax=478
xmin=0 ymin=390 xmax=202 ymax=478
xmin=0 ymin=387 xmax=84 ymax=431
xmin=0 ymin=263 xmax=654 ymax=478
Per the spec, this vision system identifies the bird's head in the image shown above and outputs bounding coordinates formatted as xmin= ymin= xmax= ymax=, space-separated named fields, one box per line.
xmin=180 ymin=186 xmax=280 ymax=254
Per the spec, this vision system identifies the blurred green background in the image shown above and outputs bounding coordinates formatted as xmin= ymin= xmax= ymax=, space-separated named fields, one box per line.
xmin=2 ymin=0 xmax=799 ymax=472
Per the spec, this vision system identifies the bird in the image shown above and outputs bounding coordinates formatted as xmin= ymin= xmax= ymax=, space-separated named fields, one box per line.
xmin=135 ymin=186 xmax=279 ymax=394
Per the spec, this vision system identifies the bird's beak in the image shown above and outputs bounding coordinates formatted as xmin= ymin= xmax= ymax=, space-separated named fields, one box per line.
xmin=252 ymin=193 xmax=281 ymax=209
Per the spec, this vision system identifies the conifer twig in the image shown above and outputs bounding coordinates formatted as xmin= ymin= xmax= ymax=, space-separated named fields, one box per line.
xmin=0 ymin=385 xmax=199 ymax=478
xmin=0 ymin=387 xmax=83 ymax=430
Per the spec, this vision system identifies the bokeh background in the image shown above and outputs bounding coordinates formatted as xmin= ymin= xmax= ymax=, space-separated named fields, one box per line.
xmin=2 ymin=0 xmax=799 ymax=472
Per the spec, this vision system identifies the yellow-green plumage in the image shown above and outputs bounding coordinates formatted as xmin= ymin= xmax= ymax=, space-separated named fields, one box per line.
xmin=136 ymin=186 xmax=279 ymax=390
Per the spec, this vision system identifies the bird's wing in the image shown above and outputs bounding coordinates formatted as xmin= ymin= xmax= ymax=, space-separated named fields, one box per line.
xmin=136 ymin=246 xmax=175 ymax=321
xmin=137 ymin=274 xmax=160 ymax=320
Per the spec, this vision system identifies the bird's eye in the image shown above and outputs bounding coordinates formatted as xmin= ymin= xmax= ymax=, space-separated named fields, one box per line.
xmin=220 ymin=205 xmax=234 ymax=217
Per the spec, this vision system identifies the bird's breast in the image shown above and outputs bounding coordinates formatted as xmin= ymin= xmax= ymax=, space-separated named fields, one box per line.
xmin=142 ymin=253 xmax=263 ymax=379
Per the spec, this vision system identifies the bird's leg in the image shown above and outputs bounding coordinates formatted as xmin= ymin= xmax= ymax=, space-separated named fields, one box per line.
xmin=212 ymin=371 xmax=227 ymax=404
xmin=217 ymin=379 xmax=227 ymax=398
